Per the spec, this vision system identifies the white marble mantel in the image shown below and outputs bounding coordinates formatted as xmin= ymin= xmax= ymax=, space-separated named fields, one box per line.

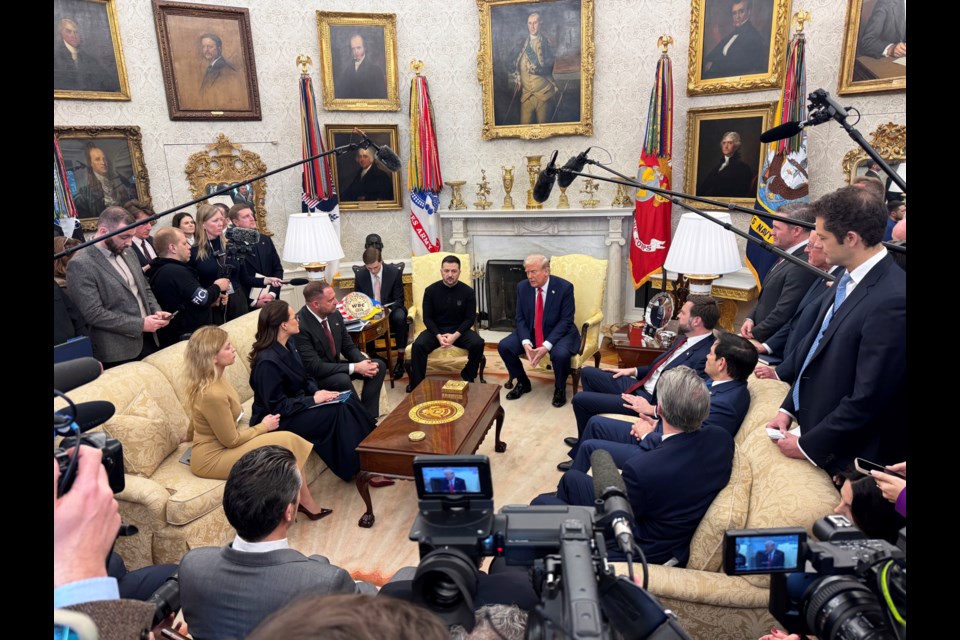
xmin=442 ymin=206 xmax=634 ymax=323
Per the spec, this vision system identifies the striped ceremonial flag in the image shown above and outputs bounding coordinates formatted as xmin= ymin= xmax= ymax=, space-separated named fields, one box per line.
xmin=631 ymin=51 xmax=673 ymax=288
xmin=408 ymin=72 xmax=443 ymax=255
xmin=54 ymin=134 xmax=80 ymax=238
xmin=746 ymin=32 xmax=810 ymax=288
xmin=299 ymin=72 xmax=342 ymax=278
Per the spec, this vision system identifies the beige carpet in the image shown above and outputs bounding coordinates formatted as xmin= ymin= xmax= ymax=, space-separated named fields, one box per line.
xmin=288 ymin=356 xmax=592 ymax=586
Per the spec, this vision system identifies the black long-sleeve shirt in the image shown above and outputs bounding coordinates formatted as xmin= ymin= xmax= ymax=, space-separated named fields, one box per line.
xmin=422 ymin=280 xmax=476 ymax=336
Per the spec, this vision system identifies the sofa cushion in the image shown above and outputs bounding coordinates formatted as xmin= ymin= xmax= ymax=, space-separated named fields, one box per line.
xmin=150 ymin=443 xmax=227 ymax=526
xmin=101 ymin=391 xmax=182 ymax=477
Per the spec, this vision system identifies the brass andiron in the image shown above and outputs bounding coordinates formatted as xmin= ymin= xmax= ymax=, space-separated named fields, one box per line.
xmin=446 ymin=181 xmax=467 ymax=210
xmin=525 ymin=155 xmax=543 ymax=210
xmin=579 ymin=178 xmax=600 ymax=208
xmin=501 ymin=166 xmax=515 ymax=210
xmin=474 ymin=170 xmax=492 ymax=210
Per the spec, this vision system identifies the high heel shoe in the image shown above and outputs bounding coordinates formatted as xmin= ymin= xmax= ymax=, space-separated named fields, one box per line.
xmin=297 ymin=504 xmax=334 ymax=521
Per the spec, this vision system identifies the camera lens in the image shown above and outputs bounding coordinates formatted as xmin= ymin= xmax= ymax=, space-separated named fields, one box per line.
xmin=803 ymin=576 xmax=895 ymax=640
xmin=421 ymin=572 xmax=461 ymax=608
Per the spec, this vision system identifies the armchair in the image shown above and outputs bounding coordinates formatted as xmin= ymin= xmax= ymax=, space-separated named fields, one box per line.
xmin=403 ymin=252 xmax=486 ymax=383
xmin=351 ymin=262 xmax=406 ymax=363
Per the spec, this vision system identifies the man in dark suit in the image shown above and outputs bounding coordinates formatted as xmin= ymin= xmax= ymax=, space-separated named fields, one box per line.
xmin=66 ymin=207 xmax=170 ymax=367
xmin=334 ymin=33 xmax=387 ymax=99
xmin=766 ymin=187 xmax=907 ymax=474
xmin=857 ymin=0 xmax=906 ymax=59
xmin=568 ymin=296 xmax=720 ymax=446
xmin=430 ymin=468 xmax=467 ymax=493
xmin=356 ymin=248 xmax=407 ymax=379
xmin=295 ymin=280 xmax=386 ymax=421
xmin=498 ymin=254 xmax=580 ymax=408
xmin=123 ymin=201 xmax=157 ymax=271
xmin=533 ymin=367 xmax=735 ymax=566
xmin=54 ymin=17 xmax=118 ymax=92
xmin=180 ymin=446 xmax=375 ymax=640
xmin=562 ymin=331 xmax=756 ymax=472
xmin=341 ymin=148 xmax=393 ymax=202
xmin=702 ymin=0 xmax=768 ymax=79
xmin=753 ymin=230 xmax=844 ymax=367
xmin=755 ymin=542 xmax=785 ymax=569
xmin=740 ymin=203 xmax=820 ymax=344
xmin=199 ymin=33 xmax=238 ymax=92
xmin=227 ymin=203 xmax=285 ymax=309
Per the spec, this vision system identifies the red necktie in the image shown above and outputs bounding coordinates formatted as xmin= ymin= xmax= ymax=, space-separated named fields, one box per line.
xmin=534 ymin=287 xmax=544 ymax=347
xmin=449 ymin=480 xmax=454 ymax=492
xmin=322 ymin=318 xmax=336 ymax=355
xmin=626 ymin=335 xmax=688 ymax=394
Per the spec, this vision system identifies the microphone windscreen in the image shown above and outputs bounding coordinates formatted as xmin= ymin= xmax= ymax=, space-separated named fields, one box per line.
xmin=376 ymin=146 xmax=402 ymax=173
xmin=557 ymin=152 xmax=588 ymax=189
xmin=56 ymin=400 xmax=116 ymax=434
xmin=54 ymin=357 xmax=102 ymax=394
xmin=759 ymin=121 xmax=804 ymax=144
xmin=591 ymin=449 xmax=627 ymax=499
xmin=532 ymin=170 xmax=556 ymax=203
xmin=283 ymin=277 xmax=311 ymax=286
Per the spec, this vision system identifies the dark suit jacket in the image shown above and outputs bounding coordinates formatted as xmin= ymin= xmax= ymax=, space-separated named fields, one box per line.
xmin=295 ymin=308 xmax=367 ymax=382
xmin=180 ymin=544 xmax=375 ymax=640
xmin=697 ymin=152 xmax=755 ymax=198
xmin=858 ymin=0 xmax=906 ymax=58
xmin=244 ymin=235 xmax=284 ymax=302
xmin=621 ymin=426 xmax=735 ymax=566
xmin=130 ymin=237 xmax=155 ymax=268
xmin=342 ymin=164 xmax=393 ymax=202
xmin=430 ymin=477 xmax=467 ymax=493
xmin=54 ymin=40 xmax=118 ymax=92
xmin=250 ymin=341 xmax=319 ymax=426
xmin=513 ymin=276 xmax=580 ymax=352
xmin=640 ymin=378 xmax=750 ymax=450
xmin=764 ymin=266 xmax=844 ymax=360
xmin=356 ymin=263 xmax=404 ymax=307
xmin=777 ymin=254 xmax=906 ymax=473
xmin=634 ymin=334 xmax=716 ymax=403
xmin=201 ymin=56 xmax=238 ymax=92
xmin=750 ymin=244 xmax=820 ymax=342
xmin=702 ymin=20 xmax=768 ymax=79
xmin=755 ymin=549 xmax=786 ymax=569
xmin=335 ymin=57 xmax=387 ymax=99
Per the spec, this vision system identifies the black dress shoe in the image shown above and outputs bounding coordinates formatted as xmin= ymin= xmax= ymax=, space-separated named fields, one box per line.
xmin=297 ymin=504 xmax=334 ymax=521
xmin=563 ymin=436 xmax=579 ymax=447
xmin=393 ymin=362 xmax=405 ymax=379
xmin=552 ymin=388 xmax=567 ymax=408
xmin=505 ymin=380 xmax=532 ymax=400
xmin=405 ymin=383 xmax=414 ymax=393
xmin=556 ymin=460 xmax=572 ymax=472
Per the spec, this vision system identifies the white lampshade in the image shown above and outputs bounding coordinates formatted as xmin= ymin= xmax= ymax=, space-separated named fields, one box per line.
xmin=664 ymin=211 xmax=742 ymax=277
xmin=282 ymin=213 xmax=345 ymax=264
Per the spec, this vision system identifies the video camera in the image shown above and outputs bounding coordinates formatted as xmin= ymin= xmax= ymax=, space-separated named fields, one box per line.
xmin=222 ymin=226 xmax=260 ymax=259
xmin=407 ymin=454 xmax=691 ymax=639
xmin=722 ymin=516 xmax=905 ymax=640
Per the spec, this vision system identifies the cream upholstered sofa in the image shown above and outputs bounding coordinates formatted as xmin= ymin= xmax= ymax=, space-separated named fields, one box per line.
xmin=55 ymin=310 xmax=388 ymax=570
xmin=606 ymin=375 xmax=840 ymax=640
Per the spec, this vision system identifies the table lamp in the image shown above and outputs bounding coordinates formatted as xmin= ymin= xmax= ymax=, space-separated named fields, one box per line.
xmin=282 ymin=213 xmax=344 ymax=281
xmin=663 ymin=211 xmax=742 ymax=303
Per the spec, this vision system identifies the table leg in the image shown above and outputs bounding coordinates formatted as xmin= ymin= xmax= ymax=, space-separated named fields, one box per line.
xmin=356 ymin=471 xmax=375 ymax=528
xmin=383 ymin=318 xmax=395 ymax=389
xmin=494 ymin=406 xmax=507 ymax=453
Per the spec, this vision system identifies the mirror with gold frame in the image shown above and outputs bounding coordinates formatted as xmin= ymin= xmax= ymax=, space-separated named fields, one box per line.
xmin=183 ymin=133 xmax=272 ymax=236
xmin=842 ymin=122 xmax=905 ymax=197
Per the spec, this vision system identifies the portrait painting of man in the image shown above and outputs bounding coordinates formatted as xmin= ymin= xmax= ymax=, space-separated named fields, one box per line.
xmin=54 ymin=0 xmax=129 ymax=99
xmin=152 ymin=2 xmax=261 ymax=120
xmin=326 ymin=126 xmax=401 ymax=210
xmin=700 ymin=0 xmax=773 ymax=80
xmin=838 ymin=0 xmax=906 ymax=94
xmin=316 ymin=12 xmax=399 ymax=111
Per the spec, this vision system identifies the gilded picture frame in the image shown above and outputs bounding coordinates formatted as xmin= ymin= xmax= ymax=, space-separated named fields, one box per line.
xmin=683 ymin=102 xmax=777 ymax=206
xmin=477 ymin=0 xmax=595 ymax=140
xmin=687 ymin=0 xmax=791 ymax=96
xmin=842 ymin=122 xmax=905 ymax=194
xmin=316 ymin=12 xmax=400 ymax=111
xmin=837 ymin=0 xmax=906 ymax=95
xmin=54 ymin=0 xmax=131 ymax=100
xmin=54 ymin=125 xmax=152 ymax=232
xmin=325 ymin=125 xmax=402 ymax=211
xmin=184 ymin=133 xmax=272 ymax=236
xmin=152 ymin=1 xmax=262 ymax=120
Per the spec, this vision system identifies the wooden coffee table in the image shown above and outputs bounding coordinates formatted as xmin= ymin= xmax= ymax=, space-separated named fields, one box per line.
xmin=353 ymin=379 xmax=507 ymax=527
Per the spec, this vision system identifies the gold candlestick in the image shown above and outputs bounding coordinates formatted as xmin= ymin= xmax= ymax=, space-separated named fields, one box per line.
xmin=525 ymin=155 xmax=543 ymax=210
xmin=557 ymin=186 xmax=570 ymax=209
xmin=501 ymin=166 xmax=515 ymax=210
xmin=474 ymin=170 xmax=492 ymax=210
xmin=446 ymin=181 xmax=467 ymax=210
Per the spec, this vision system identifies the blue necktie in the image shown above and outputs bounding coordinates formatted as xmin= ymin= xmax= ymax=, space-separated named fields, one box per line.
xmin=791 ymin=273 xmax=852 ymax=413
xmin=706 ymin=379 xmax=714 ymax=389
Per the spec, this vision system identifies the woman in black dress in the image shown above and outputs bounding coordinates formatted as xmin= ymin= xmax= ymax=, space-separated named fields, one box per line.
xmin=248 ymin=300 xmax=378 ymax=482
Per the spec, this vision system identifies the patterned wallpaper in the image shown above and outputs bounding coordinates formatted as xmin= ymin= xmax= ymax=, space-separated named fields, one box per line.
xmin=54 ymin=0 xmax=905 ymax=266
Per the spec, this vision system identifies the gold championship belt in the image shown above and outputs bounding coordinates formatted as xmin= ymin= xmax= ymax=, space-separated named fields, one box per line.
xmin=408 ymin=400 xmax=465 ymax=425
xmin=340 ymin=291 xmax=381 ymax=321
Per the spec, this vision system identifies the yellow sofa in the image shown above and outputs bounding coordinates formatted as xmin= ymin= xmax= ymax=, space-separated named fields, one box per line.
xmin=55 ymin=310 xmax=388 ymax=570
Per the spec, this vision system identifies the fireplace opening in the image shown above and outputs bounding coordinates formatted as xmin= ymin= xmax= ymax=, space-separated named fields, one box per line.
xmin=485 ymin=260 xmax=526 ymax=331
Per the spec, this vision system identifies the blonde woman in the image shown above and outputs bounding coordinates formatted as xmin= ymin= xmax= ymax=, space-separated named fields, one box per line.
xmin=54 ymin=236 xmax=81 ymax=290
xmin=185 ymin=325 xmax=332 ymax=520
xmin=190 ymin=203 xmax=248 ymax=323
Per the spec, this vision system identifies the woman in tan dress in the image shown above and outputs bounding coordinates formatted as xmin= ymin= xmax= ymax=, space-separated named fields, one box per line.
xmin=185 ymin=325 xmax=332 ymax=520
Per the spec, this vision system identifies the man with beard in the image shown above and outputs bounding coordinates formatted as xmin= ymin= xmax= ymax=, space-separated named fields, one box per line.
xmin=698 ymin=131 xmax=755 ymax=198
xmin=702 ymin=0 xmax=768 ymax=79
xmin=67 ymin=207 xmax=170 ymax=366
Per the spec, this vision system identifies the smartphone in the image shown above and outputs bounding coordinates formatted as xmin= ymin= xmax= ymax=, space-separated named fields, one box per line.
xmin=169 ymin=309 xmax=180 ymax=318
xmin=854 ymin=457 xmax=904 ymax=479
xmin=765 ymin=427 xmax=786 ymax=440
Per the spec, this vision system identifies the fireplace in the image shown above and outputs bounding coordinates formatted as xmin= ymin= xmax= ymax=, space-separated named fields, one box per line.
xmin=485 ymin=260 xmax=526 ymax=331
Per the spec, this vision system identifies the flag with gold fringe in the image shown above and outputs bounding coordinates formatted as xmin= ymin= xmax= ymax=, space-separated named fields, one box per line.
xmin=746 ymin=31 xmax=809 ymax=289
xmin=54 ymin=134 xmax=81 ymax=239
xmin=299 ymin=71 xmax=342 ymax=277
xmin=408 ymin=71 xmax=443 ymax=255
xmin=630 ymin=51 xmax=673 ymax=288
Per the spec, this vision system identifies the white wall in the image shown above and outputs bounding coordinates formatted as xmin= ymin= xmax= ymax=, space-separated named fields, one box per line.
xmin=55 ymin=0 xmax=905 ymax=268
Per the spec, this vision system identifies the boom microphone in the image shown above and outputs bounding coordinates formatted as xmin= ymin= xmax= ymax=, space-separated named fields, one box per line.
xmin=280 ymin=277 xmax=311 ymax=286
xmin=54 ymin=357 xmax=102 ymax=394
xmin=557 ymin=148 xmax=591 ymax=189
xmin=759 ymin=121 xmax=806 ymax=144
xmin=54 ymin=400 xmax=116 ymax=436
xmin=354 ymin=127 xmax=402 ymax=173
xmin=532 ymin=150 xmax=559 ymax=203
xmin=590 ymin=449 xmax=636 ymax=556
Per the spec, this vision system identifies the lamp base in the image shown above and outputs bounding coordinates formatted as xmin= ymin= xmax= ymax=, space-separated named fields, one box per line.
xmin=303 ymin=262 xmax=328 ymax=281
xmin=686 ymin=275 xmax=718 ymax=297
